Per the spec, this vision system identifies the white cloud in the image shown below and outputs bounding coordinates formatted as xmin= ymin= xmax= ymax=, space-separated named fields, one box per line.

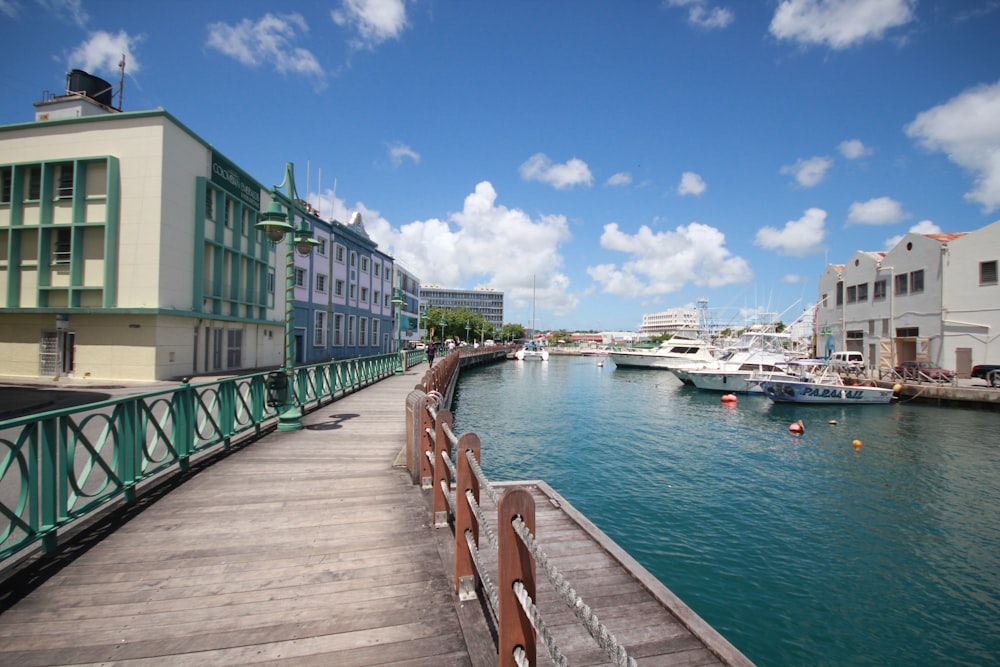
xmin=906 ymin=79 xmax=1000 ymax=213
xmin=38 ymin=0 xmax=88 ymax=27
xmin=677 ymin=171 xmax=707 ymax=196
xmin=780 ymin=156 xmax=832 ymax=187
xmin=587 ymin=221 xmax=752 ymax=297
xmin=359 ymin=181 xmax=578 ymax=317
xmin=665 ymin=0 xmax=735 ymax=28
xmin=847 ymin=196 xmax=907 ymax=225
xmin=839 ymin=138 xmax=872 ymax=159
xmin=67 ymin=30 xmax=142 ymax=77
xmin=0 ymin=0 xmax=18 ymax=19
xmin=781 ymin=274 xmax=811 ymax=284
xmin=754 ymin=207 xmax=827 ymax=256
xmin=769 ymin=0 xmax=916 ymax=49
xmin=884 ymin=219 xmax=941 ymax=249
xmin=519 ymin=153 xmax=594 ymax=190
xmin=606 ymin=172 xmax=632 ymax=187
xmin=331 ymin=0 xmax=408 ymax=49
xmin=387 ymin=142 xmax=420 ymax=167
xmin=207 ymin=14 xmax=324 ymax=79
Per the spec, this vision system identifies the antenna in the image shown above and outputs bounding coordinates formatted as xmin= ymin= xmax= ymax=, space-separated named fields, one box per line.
xmin=117 ymin=53 xmax=125 ymax=111
xmin=317 ymin=167 xmax=322 ymax=219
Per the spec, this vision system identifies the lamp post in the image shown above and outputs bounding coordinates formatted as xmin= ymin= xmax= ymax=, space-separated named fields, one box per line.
xmin=392 ymin=286 xmax=405 ymax=375
xmin=465 ymin=320 xmax=471 ymax=344
xmin=439 ymin=316 xmax=446 ymax=344
xmin=481 ymin=322 xmax=487 ymax=345
xmin=256 ymin=162 xmax=319 ymax=432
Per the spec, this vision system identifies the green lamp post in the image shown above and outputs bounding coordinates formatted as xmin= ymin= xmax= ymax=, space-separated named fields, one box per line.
xmin=439 ymin=316 xmax=446 ymax=344
xmin=256 ymin=162 xmax=319 ymax=432
xmin=392 ymin=286 xmax=405 ymax=375
xmin=465 ymin=320 xmax=471 ymax=344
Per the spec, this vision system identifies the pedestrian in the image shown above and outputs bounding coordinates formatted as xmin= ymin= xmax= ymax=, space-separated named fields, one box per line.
xmin=425 ymin=341 xmax=436 ymax=367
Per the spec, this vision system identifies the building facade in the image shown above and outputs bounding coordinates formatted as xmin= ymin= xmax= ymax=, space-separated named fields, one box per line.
xmin=816 ymin=221 xmax=1000 ymax=375
xmin=419 ymin=285 xmax=504 ymax=329
xmin=0 ymin=86 xmax=403 ymax=381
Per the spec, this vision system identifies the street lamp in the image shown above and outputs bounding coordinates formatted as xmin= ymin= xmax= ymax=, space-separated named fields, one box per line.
xmin=256 ymin=162 xmax=319 ymax=432
xmin=465 ymin=320 xmax=471 ymax=344
xmin=439 ymin=316 xmax=446 ymax=344
xmin=392 ymin=286 xmax=406 ymax=375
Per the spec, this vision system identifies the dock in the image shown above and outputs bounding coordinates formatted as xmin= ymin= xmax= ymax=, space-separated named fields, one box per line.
xmin=0 ymin=367 xmax=750 ymax=666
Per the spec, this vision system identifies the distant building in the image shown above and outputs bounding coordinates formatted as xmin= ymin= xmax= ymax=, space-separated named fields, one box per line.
xmin=816 ymin=220 xmax=1000 ymax=375
xmin=392 ymin=264 xmax=422 ymax=344
xmin=639 ymin=298 xmax=711 ymax=336
xmin=420 ymin=285 xmax=504 ymax=330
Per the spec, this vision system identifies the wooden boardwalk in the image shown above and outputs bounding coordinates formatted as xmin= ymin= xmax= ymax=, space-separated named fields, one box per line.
xmin=0 ymin=366 xmax=752 ymax=666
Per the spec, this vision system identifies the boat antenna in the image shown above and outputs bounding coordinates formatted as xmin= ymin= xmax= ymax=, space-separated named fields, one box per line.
xmin=116 ymin=53 xmax=125 ymax=111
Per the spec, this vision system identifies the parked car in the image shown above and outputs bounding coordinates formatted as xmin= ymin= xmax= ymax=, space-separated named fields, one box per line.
xmin=894 ymin=360 xmax=955 ymax=382
xmin=829 ymin=351 xmax=864 ymax=372
xmin=971 ymin=364 xmax=1000 ymax=387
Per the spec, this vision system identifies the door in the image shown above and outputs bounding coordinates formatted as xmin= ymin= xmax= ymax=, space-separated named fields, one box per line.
xmin=39 ymin=331 xmax=59 ymax=376
xmin=955 ymin=347 xmax=972 ymax=378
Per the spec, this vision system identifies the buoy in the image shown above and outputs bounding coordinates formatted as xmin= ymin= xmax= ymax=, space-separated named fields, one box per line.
xmin=721 ymin=393 xmax=738 ymax=404
xmin=828 ymin=420 xmax=838 ymax=425
xmin=892 ymin=383 xmax=902 ymax=394
xmin=852 ymin=439 xmax=862 ymax=449
xmin=789 ymin=420 xmax=804 ymax=435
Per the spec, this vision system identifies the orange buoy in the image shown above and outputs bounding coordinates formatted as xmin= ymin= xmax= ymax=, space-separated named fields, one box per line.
xmin=721 ymin=393 xmax=738 ymax=404
xmin=852 ymin=439 xmax=862 ymax=449
xmin=789 ymin=420 xmax=804 ymax=435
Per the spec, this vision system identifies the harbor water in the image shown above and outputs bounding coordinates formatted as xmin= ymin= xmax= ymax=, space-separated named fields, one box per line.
xmin=450 ymin=355 xmax=1000 ymax=666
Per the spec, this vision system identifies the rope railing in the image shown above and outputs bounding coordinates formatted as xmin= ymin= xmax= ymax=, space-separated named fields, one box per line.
xmin=408 ymin=361 xmax=639 ymax=667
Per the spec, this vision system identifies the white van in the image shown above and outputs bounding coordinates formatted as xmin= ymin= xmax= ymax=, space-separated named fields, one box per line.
xmin=829 ymin=351 xmax=864 ymax=372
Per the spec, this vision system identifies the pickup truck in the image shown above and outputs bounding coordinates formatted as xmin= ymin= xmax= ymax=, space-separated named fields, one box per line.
xmin=971 ymin=364 xmax=1000 ymax=387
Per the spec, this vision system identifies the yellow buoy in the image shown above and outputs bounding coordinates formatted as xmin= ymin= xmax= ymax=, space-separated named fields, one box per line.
xmin=892 ymin=383 xmax=903 ymax=393
xmin=852 ymin=439 xmax=862 ymax=449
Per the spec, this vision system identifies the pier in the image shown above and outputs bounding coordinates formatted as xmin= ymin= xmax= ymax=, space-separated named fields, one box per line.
xmin=0 ymin=352 xmax=751 ymax=666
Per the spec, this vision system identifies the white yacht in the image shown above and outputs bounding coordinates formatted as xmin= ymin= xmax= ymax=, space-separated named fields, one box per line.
xmin=607 ymin=334 xmax=718 ymax=370
xmin=672 ymin=329 xmax=799 ymax=393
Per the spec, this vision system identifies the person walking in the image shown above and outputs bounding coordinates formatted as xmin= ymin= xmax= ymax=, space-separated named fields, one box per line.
xmin=425 ymin=341 xmax=436 ymax=367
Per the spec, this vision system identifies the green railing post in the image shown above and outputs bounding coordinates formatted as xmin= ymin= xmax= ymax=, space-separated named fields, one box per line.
xmin=39 ymin=418 xmax=58 ymax=553
xmin=220 ymin=379 xmax=236 ymax=448
xmin=119 ymin=399 xmax=139 ymax=503
xmin=172 ymin=380 xmax=194 ymax=470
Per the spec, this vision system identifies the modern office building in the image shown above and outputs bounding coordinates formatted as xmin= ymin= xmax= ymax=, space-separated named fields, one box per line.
xmin=392 ymin=263 xmax=422 ymax=345
xmin=419 ymin=285 xmax=504 ymax=329
xmin=816 ymin=220 xmax=1000 ymax=375
xmin=0 ymin=73 xmax=399 ymax=380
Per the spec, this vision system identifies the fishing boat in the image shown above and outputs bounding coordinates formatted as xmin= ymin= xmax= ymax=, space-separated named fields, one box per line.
xmin=672 ymin=328 xmax=799 ymax=393
xmin=757 ymin=363 xmax=896 ymax=404
xmin=607 ymin=334 xmax=718 ymax=370
xmin=515 ymin=342 xmax=550 ymax=361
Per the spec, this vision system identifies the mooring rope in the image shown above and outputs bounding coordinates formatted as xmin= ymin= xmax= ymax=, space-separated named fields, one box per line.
xmin=511 ymin=516 xmax=637 ymax=667
xmin=464 ymin=488 xmax=498 ymax=550
xmin=464 ymin=448 xmax=501 ymax=506
xmin=512 ymin=579 xmax=569 ymax=667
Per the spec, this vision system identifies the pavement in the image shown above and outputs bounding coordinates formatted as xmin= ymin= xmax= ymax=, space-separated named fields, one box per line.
xmin=0 ymin=376 xmax=186 ymax=421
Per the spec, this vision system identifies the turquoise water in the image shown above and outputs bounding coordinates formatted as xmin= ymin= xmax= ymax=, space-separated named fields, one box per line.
xmin=451 ymin=356 xmax=1000 ymax=666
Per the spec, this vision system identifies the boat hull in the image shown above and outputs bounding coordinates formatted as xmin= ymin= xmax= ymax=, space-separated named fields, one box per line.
xmin=761 ymin=380 xmax=894 ymax=404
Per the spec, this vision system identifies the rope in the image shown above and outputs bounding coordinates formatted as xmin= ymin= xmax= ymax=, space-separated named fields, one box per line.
xmin=439 ymin=478 xmax=455 ymax=514
xmin=440 ymin=447 xmax=456 ymax=480
xmin=511 ymin=516 xmax=637 ymax=667
xmin=465 ymin=488 xmax=498 ymax=550
xmin=442 ymin=420 xmax=459 ymax=448
xmin=465 ymin=528 xmax=499 ymax=614
xmin=465 ymin=448 xmax=500 ymax=506
xmin=513 ymin=580 xmax=568 ymax=667
xmin=512 ymin=645 xmax=532 ymax=667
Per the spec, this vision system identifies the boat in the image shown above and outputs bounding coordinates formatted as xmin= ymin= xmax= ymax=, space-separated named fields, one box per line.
xmin=756 ymin=363 xmax=896 ymax=404
xmin=607 ymin=334 xmax=718 ymax=370
xmin=515 ymin=343 xmax=549 ymax=361
xmin=672 ymin=328 xmax=800 ymax=393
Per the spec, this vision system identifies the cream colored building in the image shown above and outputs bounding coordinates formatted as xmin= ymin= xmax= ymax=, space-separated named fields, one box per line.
xmin=0 ymin=93 xmax=285 ymax=381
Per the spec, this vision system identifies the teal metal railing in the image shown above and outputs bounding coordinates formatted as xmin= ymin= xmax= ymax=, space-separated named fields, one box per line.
xmin=0 ymin=351 xmax=421 ymax=565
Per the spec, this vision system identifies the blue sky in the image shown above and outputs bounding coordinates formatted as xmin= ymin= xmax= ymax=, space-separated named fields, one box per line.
xmin=3 ymin=1 xmax=999 ymax=331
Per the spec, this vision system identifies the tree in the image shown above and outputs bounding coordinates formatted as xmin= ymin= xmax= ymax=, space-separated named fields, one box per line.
xmin=547 ymin=329 xmax=573 ymax=345
xmin=500 ymin=323 xmax=525 ymax=342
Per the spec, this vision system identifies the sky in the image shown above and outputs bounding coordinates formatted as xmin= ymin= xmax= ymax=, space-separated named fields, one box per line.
xmin=2 ymin=0 xmax=999 ymax=332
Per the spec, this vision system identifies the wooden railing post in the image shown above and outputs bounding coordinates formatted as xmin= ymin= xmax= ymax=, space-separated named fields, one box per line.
xmin=498 ymin=487 xmax=536 ymax=667
xmin=455 ymin=432 xmax=480 ymax=601
xmin=419 ymin=395 xmax=435 ymax=489
xmin=433 ymin=409 xmax=453 ymax=527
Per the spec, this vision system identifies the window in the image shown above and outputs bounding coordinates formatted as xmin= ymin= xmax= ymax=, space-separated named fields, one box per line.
xmin=361 ymin=257 xmax=369 ymax=272
xmin=205 ymin=187 xmax=215 ymax=219
xmin=224 ymin=199 xmax=233 ymax=227
xmin=373 ymin=290 xmax=381 ymax=307
xmin=53 ymin=228 xmax=71 ymax=265
xmin=28 ymin=167 xmax=41 ymax=200
xmin=846 ymin=285 xmax=857 ymax=304
xmin=846 ymin=330 xmax=864 ymax=340
xmin=982 ymin=260 xmax=998 ymax=285
xmin=241 ymin=209 xmax=249 ymax=236
xmin=384 ymin=293 xmax=391 ymax=307
xmin=317 ymin=238 xmax=327 ymax=256
xmin=348 ymin=315 xmax=356 ymax=346
xmin=868 ymin=320 xmax=875 ymax=336
xmin=836 ymin=281 xmax=843 ymax=306
xmin=896 ymin=327 xmax=919 ymax=338
xmin=314 ymin=311 xmax=327 ymax=346
xmin=335 ymin=244 xmax=345 ymax=263
xmin=910 ymin=269 xmax=924 ymax=293
xmin=350 ymin=251 xmax=357 ymax=267
xmin=360 ymin=317 xmax=368 ymax=346
xmin=856 ymin=283 xmax=868 ymax=302
xmin=316 ymin=274 xmax=327 ymax=293
xmin=226 ymin=329 xmax=243 ymax=368
xmin=873 ymin=279 xmax=887 ymax=301
xmin=371 ymin=319 xmax=380 ymax=346
xmin=882 ymin=318 xmax=889 ymax=336
xmin=1 ymin=167 xmax=11 ymax=203
xmin=295 ymin=268 xmax=306 ymax=287
xmin=374 ymin=262 xmax=381 ymax=278
xmin=57 ymin=164 xmax=73 ymax=199
xmin=267 ymin=269 xmax=275 ymax=295
xmin=333 ymin=313 xmax=344 ymax=346
xmin=820 ymin=293 xmax=828 ymax=308
xmin=360 ymin=287 xmax=369 ymax=303
xmin=350 ymin=283 xmax=357 ymax=300
xmin=894 ymin=273 xmax=908 ymax=296
xmin=335 ymin=279 xmax=345 ymax=297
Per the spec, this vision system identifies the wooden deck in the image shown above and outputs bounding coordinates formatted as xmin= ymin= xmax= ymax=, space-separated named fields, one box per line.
xmin=0 ymin=367 xmax=752 ymax=666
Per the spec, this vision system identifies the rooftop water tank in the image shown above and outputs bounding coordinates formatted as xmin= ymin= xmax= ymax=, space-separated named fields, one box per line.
xmin=66 ymin=69 xmax=114 ymax=107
